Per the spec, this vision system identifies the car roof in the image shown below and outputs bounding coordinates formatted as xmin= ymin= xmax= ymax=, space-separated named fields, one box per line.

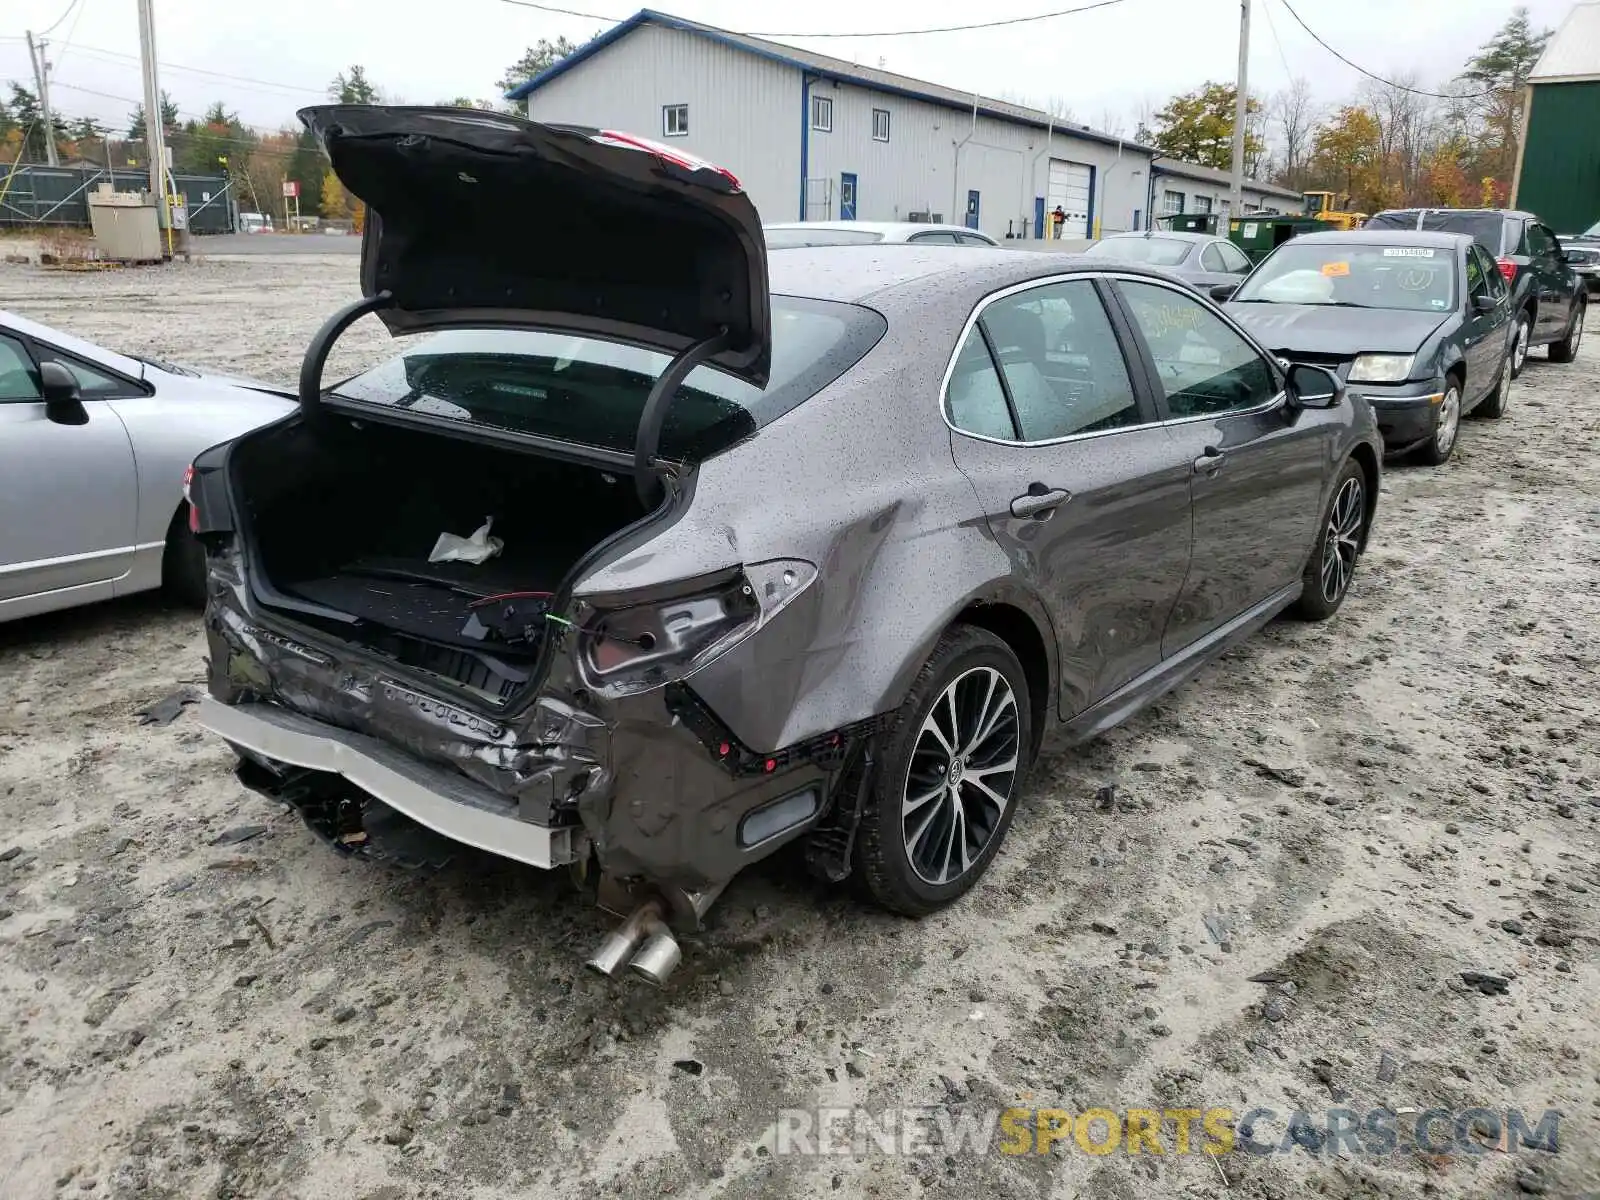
xmin=765 ymin=220 xmax=985 ymax=237
xmin=766 ymin=244 xmax=1172 ymax=304
xmin=1102 ymin=231 xmax=1218 ymax=244
xmin=1371 ymin=208 xmax=1535 ymax=221
xmin=1288 ymin=230 xmax=1475 ymax=250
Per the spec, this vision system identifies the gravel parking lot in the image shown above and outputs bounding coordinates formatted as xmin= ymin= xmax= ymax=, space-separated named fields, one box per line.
xmin=1 ymin=256 xmax=1596 ymax=1200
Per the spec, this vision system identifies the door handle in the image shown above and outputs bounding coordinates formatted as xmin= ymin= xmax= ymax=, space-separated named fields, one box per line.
xmin=1193 ymin=446 xmax=1226 ymax=474
xmin=1010 ymin=484 xmax=1071 ymax=519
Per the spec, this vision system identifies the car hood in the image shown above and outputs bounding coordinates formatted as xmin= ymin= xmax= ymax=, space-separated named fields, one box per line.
xmin=1226 ymin=303 xmax=1449 ymax=357
xmin=297 ymin=104 xmax=772 ymax=386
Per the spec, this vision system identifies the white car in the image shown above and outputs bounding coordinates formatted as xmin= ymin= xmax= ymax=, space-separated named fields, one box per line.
xmin=0 ymin=310 xmax=294 ymax=622
xmin=764 ymin=220 xmax=1000 ymax=248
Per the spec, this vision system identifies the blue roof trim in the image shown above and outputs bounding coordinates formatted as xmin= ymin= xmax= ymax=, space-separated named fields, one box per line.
xmin=503 ymin=8 xmax=1151 ymax=153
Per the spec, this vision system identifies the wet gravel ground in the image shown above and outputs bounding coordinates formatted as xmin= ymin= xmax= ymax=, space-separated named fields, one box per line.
xmin=0 ymin=256 xmax=1596 ymax=1200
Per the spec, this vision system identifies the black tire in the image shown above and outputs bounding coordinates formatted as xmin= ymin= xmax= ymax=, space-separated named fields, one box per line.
xmin=1290 ymin=457 xmax=1367 ymax=621
xmin=161 ymin=504 xmax=207 ymax=608
xmin=854 ymin=626 xmax=1034 ymax=917
xmin=1549 ymin=298 xmax=1586 ymax=364
xmin=1413 ymin=379 xmax=1462 ymax=467
xmin=1475 ymin=344 xmax=1513 ymax=419
xmin=1509 ymin=311 xmax=1532 ymax=379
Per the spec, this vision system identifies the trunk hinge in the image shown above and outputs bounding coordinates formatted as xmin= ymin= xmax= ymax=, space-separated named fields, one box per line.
xmin=632 ymin=329 xmax=731 ymax=506
xmin=298 ymin=292 xmax=395 ymax=420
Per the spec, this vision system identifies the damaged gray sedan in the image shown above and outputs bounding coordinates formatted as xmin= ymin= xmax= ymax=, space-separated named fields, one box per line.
xmin=190 ymin=106 xmax=1382 ymax=984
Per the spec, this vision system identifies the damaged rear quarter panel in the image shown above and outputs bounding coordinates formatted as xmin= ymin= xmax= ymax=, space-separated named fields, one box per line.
xmin=575 ymin=302 xmax=1060 ymax=754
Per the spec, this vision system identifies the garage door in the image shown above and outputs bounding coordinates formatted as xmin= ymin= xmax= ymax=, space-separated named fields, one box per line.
xmin=1047 ymin=160 xmax=1092 ymax=236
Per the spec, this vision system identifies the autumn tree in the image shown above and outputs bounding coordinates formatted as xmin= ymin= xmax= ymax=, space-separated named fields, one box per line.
xmin=1309 ymin=105 xmax=1384 ymax=209
xmin=1270 ymin=77 xmax=1317 ymax=190
xmin=497 ymin=35 xmax=596 ymax=111
xmin=1455 ymin=6 xmax=1550 ymax=182
xmin=286 ymin=129 xmax=325 ymax=215
xmin=178 ymin=101 xmax=256 ymax=178
xmin=1151 ymin=82 xmax=1264 ymax=173
xmin=6 ymin=83 xmax=56 ymax=162
xmin=127 ymin=91 xmax=180 ymax=141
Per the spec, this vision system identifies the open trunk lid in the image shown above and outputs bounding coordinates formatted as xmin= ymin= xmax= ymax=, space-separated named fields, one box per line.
xmin=298 ymin=104 xmax=772 ymax=386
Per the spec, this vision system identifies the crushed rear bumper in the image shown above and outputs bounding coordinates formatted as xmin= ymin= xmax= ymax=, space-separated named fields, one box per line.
xmin=199 ymin=696 xmax=587 ymax=869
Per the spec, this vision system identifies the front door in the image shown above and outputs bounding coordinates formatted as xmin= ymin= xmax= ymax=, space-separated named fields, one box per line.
xmin=944 ymin=276 xmax=1194 ymax=717
xmin=1463 ymin=243 xmax=1507 ymax=404
xmin=840 ymin=173 xmax=857 ymax=221
xmin=0 ymin=330 xmax=139 ymax=603
xmin=1109 ymin=278 xmax=1330 ymax=656
xmin=1526 ymin=222 xmax=1572 ymax=340
xmin=965 ymin=190 xmax=980 ymax=231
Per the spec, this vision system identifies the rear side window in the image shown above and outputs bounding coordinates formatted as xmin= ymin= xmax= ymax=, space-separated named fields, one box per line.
xmin=329 ymin=296 xmax=886 ymax=460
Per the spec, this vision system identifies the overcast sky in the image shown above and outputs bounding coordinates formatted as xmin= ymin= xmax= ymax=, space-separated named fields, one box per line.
xmin=0 ymin=0 xmax=1577 ymax=137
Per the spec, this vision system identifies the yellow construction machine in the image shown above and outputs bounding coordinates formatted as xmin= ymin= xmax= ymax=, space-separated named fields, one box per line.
xmin=1300 ymin=191 xmax=1369 ymax=230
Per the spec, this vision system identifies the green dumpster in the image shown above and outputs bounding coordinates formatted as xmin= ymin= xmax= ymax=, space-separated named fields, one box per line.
xmin=1159 ymin=213 xmax=1221 ymax=235
xmin=1228 ymin=215 xmax=1336 ymax=263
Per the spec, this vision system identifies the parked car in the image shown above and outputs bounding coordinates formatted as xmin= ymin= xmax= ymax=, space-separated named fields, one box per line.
xmin=1555 ymin=222 xmax=1600 ymax=295
xmin=1219 ymin=229 xmax=1514 ymax=466
xmin=0 ymin=311 xmax=293 ymax=622
xmin=765 ymin=220 xmax=999 ymax=247
xmin=191 ymin=106 xmax=1381 ymax=985
xmin=1363 ymin=208 xmax=1585 ymax=376
xmin=1081 ymin=230 xmax=1254 ymax=292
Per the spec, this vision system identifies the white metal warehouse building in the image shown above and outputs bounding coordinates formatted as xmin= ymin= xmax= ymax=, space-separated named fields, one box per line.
xmin=507 ymin=8 xmax=1296 ymax=241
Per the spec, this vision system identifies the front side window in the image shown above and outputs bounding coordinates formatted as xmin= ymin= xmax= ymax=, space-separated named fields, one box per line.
xmin=812 ymin=94 xmax=833 ymax=132
xmin=1118 ymin=279 xmax=1278 ymax=419
xmin=1231 ymin=242 xmax=1457 ymax=313
xmin=872 ymin=108 xmax=890 ymax=142
xmin=946 ymin=280 xmax=1142 ymax=442
xmin=662 ymin=104 xmax=688 ymax=137
xmin=36 ymin=350 xmax=137 ymax=398
xmin=0 ymin=333 xmax=40 ymax=402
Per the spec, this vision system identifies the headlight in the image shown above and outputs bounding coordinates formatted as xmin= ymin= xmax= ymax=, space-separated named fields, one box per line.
xmin=579 ymin=559 xmax=817 ymax=695
xmin=1348 ymin=354 xmax=1415 ymax=383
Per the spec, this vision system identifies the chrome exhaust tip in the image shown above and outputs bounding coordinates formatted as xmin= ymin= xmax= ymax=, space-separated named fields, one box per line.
xmin=584 ymin=898 xmax=666 ymax=978
xmin=627 ymin=929 xmax=683 ymax=986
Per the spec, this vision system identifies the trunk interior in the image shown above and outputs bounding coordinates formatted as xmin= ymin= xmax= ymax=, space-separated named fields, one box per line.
xmin=230 ymin=415 xmax=653 ymax=700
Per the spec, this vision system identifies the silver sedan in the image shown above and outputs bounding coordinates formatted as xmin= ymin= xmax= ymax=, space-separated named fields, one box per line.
xmin=0 ymin=310 xmax=294 ymax=622
xmin=765 ymin=220 xmax=1000 ymax=247
xmin=1082 ymin=230 xmax=1255 ymax=291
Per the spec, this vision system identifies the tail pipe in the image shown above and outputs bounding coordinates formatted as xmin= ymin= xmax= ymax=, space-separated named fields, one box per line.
xmin=585 ymin=898 xmax=681 ymax=985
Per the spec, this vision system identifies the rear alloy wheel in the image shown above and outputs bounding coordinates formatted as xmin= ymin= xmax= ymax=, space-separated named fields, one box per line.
xmin=1549 ymin=300 xmax=1585 ymax=364
xmin=1291 ymin=459 xmax=1366 ymax=621
xmin=1476 ymin=348 xmax=1513 ymax=419
xmin=1510 ymin=312 xmax=1532 ymax=378
xmin=1415 ymin=382 xmax=1461 ymax=466
xmin=855 ymin=627 xmax=1032 ymax=916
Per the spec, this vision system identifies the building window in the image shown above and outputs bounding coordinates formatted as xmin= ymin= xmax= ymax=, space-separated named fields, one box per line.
xmin=811 ymin=94 xmax=833 ymax=133
xmin=662 ymin=104 xmax=688 ymax=137
xmin=872 ymin=108 xmax=890 ymax=142
xmin=1192 ymin=195 xmax=1213 ymax=214
xmin=1161 ymin=190 xmax=1185 ymax=215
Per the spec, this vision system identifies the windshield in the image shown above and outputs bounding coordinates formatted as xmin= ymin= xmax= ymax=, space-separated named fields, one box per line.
xmin=1083 ymin=236 xmax=1192 ymax=267
xmin=1232 ymin=242 xmax=1457 ymax=313
xmin=328 ymin=296 xmax=885 ymax=459
xmin=765 ymin=227 xmax=885 ymax=247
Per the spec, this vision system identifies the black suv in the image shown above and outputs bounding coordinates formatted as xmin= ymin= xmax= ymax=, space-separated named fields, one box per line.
xmin=1365 ymin=208 xmax=1586 ymax=376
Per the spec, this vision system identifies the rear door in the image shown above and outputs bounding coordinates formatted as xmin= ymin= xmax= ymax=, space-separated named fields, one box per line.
xmin=0 ymin=329 xmax=139 ymax=604
xmin=1463 ymin=245 xmax=1507 ymax=402
xmin=944 ymin=275 xmax=1194 ymax=717
xmin=1109 ymin=277 xmax=1329 ymax=656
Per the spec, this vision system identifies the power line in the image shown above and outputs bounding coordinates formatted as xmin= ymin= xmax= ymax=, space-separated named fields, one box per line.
xmin=1275 ymin=0 xmax=1492 ymax=100
xmin=36 ymin=0 xmax=84 ymax=39
xmin=500 ymin=0 xmax=1135 ymax=39
xmin=1258 ymin=0 xmax=1295 ymax=83
xmin=57 ymin=41 xmax=326 ymax=95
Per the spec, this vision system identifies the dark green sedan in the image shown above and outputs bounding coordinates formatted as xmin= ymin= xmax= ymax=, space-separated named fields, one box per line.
xmin=1217 ymin=230 xmax=1515 ymax=466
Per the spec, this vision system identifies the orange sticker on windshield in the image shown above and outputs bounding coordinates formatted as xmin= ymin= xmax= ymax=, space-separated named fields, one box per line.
xmin=1321 ymin=261 xmax=1350 ymax=277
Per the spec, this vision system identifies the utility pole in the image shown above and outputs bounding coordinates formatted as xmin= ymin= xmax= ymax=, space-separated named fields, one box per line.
xmin=135 ymin=0 xmax=172 ymax=240
xmin=25 ymin=32 xmax=61 ymax=167
xmin=1229 ymin=0 xmax=1251 ymax=219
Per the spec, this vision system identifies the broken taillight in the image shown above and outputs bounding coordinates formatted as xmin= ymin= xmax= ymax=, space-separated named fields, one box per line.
xmin=593 ymin=129 xmax=742 ymax=191
xmin=182 ymin=463 xmax=199 ymax=533
xmin=1496 ymin=257 xmax=1518 ymax=282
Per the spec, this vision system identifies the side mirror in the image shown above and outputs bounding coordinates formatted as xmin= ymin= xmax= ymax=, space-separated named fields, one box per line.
xmin=39 ymin=360 xmax=88 ymax=426
xmin=1210 ymin=282 xmax=1239 ymax=302
xmin=1286 ymin=362 xmax=1342 ymax=410
xmin=1473 ymin=293 xmax=1499 ymax=313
